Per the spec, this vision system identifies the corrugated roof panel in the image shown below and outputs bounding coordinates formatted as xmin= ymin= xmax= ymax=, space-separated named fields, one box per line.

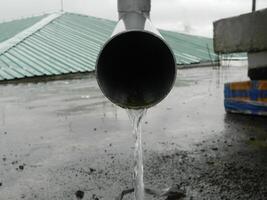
xmin=0 ymin=59 xmax=18 ymax=80
xmin=32 ymin=33 xmax=95 ymax=65
xmin=0 ymin=69 xmax=14 ymax=80
xmin=52 ymin=21 xmax=108 ymax=44
xmin=7 ymin=49 xmax=45 ymax=76
xmin=17 ymin=44 xmax=63 ymax=75
xmin=43 ymin=28 xmax=102 ymax=57
xmin=23 ymin=42 xmax=76 ymax=74
xmin=63 ymin=13 xmax=116 ymax=33
xmin=0 ymin=62 xmax=24 ymax=79
xmin=0 ymin=12 xmax=221 ymax=81
xmin=0 ymin=55 xmax=29 ymax=78
xmin=58 ymin=17 xmax=112 ymax=39
xmin=4 ymin=53 xmax=38 ymax=76
xmin=11 ymin=47 xmax=53 ymax=75
xmin=44 ymin=25 xmax=102 ymax=50
xmin=28 ymin=36 xmax=89 ymax=70
xmin=160 ymin=30 xmax=217 ymax=63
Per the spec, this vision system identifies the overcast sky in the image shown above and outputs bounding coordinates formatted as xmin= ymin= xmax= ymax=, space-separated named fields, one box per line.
xmin=0 ymin=0 xmax=267 ymax=37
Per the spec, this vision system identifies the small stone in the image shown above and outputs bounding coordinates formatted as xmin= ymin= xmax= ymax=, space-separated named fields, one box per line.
xmin=211 ymin=147 xmax=218 ymax=151
xmin=206 ymin=161 xmax=215 ymax=165
xmin=11 ymin=161 xmax=18 ymax=165
xmin=93 ymin=128 xmax=97 ymax=131
xmin=92 ymin=194 xmax=99 ymax=200
xmin=75 ymin=190 xmax=84 ymax=199
xmin=19 ymin=165 xmax=24 ymax=170
xmin=89 ymin=168 xmax=96 ymax=173
xmin=0 ymin=182 xmax=2 ymax=186
xmin=164 ymin=184 xmax=186 ymax=200
xmin=249 ymin=137 xmax=256 ymax=141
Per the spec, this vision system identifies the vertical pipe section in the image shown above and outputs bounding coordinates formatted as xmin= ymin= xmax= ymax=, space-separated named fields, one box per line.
xmin=118 ymin=0 xmax=151 ymax=18
xmin=60 ymin=0 xmax=64 ymax=12
xmin=252 ymin=0 xmax=256 ymax=12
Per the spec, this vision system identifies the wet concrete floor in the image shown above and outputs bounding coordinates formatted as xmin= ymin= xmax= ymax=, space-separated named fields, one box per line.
xmin=0 ymin=62 xmax=266 ymax=200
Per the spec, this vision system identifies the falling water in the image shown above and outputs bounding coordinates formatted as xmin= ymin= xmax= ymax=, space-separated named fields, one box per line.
xmin=127 ymin=109 xmax=147 ymax=200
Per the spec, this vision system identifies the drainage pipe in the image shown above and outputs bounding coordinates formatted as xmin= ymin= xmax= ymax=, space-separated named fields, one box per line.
xmin=96 ymin=0 xmax=176 ymax=109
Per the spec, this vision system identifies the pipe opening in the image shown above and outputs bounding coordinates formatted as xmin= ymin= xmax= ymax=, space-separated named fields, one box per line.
xmin=96 ymin=31 xmax=176 ymax=109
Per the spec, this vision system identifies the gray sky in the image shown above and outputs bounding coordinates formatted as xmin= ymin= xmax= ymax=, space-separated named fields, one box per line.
xmin=0 ymin=0 xmax=267 ymax=37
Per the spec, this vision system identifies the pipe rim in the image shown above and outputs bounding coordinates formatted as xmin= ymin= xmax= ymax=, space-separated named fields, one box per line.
xmin=95 ymin=30 xmax=177 ymax=109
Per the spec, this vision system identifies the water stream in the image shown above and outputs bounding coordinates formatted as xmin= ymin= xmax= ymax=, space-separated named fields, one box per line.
xmin=127 ymin=109 xmax=147 ymax=200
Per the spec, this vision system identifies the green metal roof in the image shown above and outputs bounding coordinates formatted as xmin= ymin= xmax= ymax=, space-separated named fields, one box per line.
xmin=160 ymin=30 xmax=216 ymax=65
xmin=0 ymin=15 xmax=46 ymax=43
xmin=0 ymin=12 xmax=218 ymax=81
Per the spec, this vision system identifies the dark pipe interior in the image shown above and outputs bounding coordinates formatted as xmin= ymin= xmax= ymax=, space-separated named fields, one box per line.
xmin=96 ymin=31 xmax=176 ymax=109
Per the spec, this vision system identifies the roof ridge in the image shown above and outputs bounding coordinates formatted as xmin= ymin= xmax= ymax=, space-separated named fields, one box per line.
xmin=0 ymin=12 xmax=63 ymax=55
xmin=160 ymin=29 xmax=212 ymax=40
xmin=64 ymin=12 xmax=116 ymax=23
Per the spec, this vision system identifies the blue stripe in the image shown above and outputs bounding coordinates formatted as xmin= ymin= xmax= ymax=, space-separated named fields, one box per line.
xmin=225 ymin=99 xmax=267 ymax=115
xmin=224 ymin=86 xmax=267 ymax=99
xmin=251 ymin=81 xmax=258 ymax=100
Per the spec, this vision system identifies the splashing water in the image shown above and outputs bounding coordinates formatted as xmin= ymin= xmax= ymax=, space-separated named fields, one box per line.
xmin=127 ymin=109 xmax=147 ymax=200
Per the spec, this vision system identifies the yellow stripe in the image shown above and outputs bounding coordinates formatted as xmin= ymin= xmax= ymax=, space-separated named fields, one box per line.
xmin=229 ymin=97 xmax=250 ymax=101
xmin=257 ymin=98 xmax=267 ymax=103
xmin=257 ymin=81 xmax=267 ymax=90
xmin=229 ymin=81 xmax=251 ymax=90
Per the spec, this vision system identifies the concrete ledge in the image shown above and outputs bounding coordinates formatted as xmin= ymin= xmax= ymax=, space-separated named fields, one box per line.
xmin=0 ymin=71 xmax=94 ymax=85
xmin=247 ymin=51 xmax=267 ymax=79
xmin=248 ymin=51 xmax=267 ymax=69
xmin=214 ymin=8 xmax=267 ymax=53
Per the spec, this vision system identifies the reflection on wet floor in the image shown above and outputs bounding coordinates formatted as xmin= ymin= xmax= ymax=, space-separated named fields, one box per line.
xmin=0 ymin=62 xmax=266 ymax=200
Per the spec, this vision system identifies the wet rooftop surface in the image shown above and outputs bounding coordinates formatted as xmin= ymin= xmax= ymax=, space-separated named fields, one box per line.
xmin=0 ymin=61 xmax=266 ymax=200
